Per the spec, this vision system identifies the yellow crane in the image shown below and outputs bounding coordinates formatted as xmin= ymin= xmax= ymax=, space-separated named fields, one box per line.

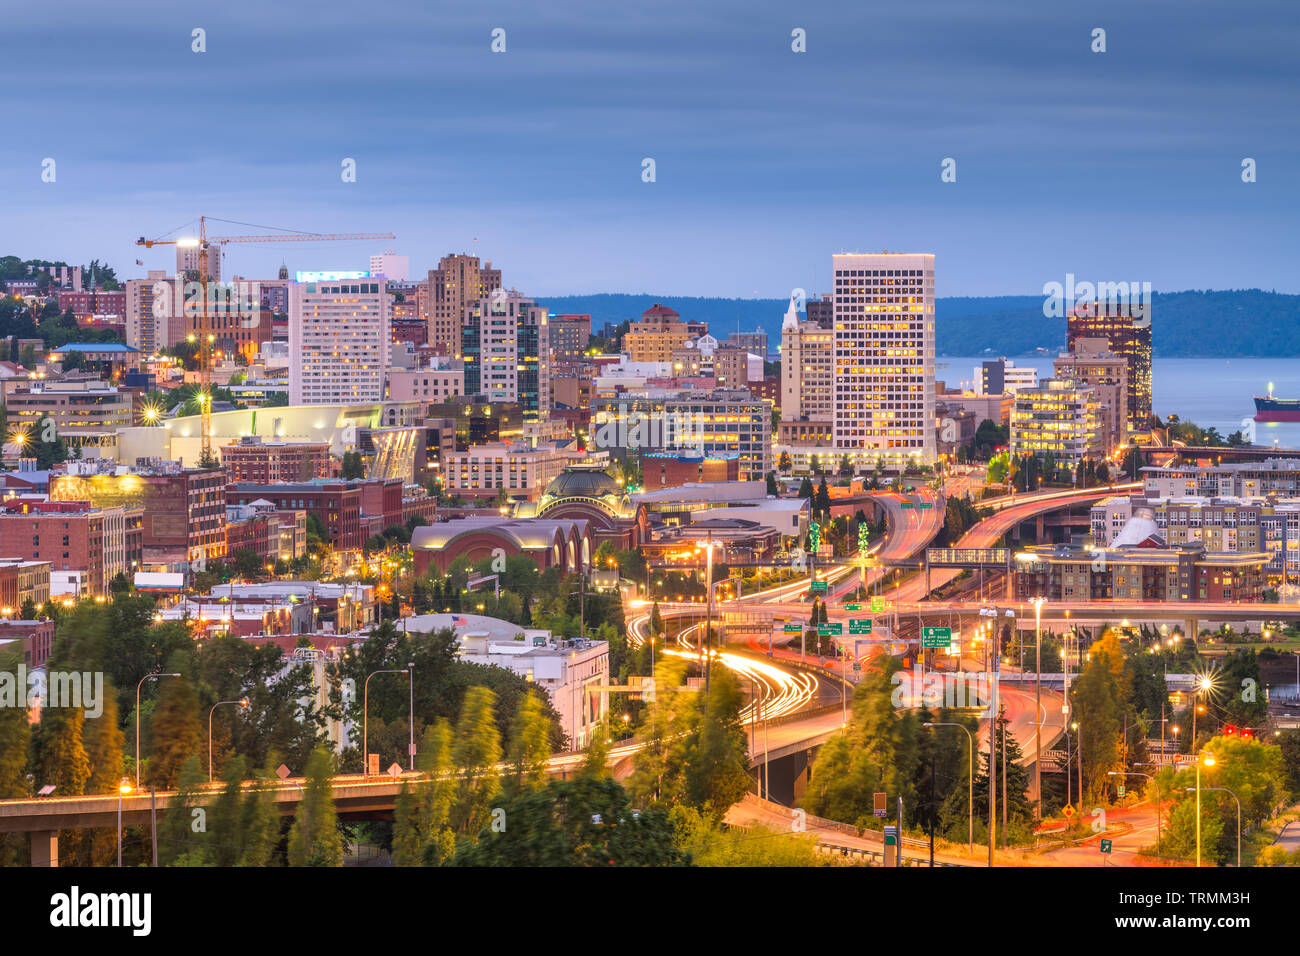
xmin=136 ymin=216 xmax=395 ymax=463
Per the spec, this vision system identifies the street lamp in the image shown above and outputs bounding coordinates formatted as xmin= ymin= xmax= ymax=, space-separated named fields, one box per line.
xmin=135 ymin=672 xmax=181 ymax=788
xmin=1194 ymin=749 xmax=1216 ymax=867
xmin=208 ymin=697 xmax=250 ymax=782
xmin=117 ymin=777 xmax=132 ymax=868
xmin=1187 ymin=784 xmax=1241 ymax=867
xmin=363 ymin=667 xmax=411 ymax=777
xmin=1109 ymin=770 xmax=1162 ymax=850
xmin=925 ymin=721 xmax=974 ymax=856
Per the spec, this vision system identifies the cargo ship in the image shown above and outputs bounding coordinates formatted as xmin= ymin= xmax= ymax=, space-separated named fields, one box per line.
xmin=1254 ymin=383 xmax=1300 ymax=422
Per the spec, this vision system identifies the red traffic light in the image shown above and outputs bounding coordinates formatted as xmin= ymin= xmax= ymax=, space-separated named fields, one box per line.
xmin=1242 ymin=728 xmax=1254 ymax=740
xmin=1223 ymin=725 xmax=1237 ymax=736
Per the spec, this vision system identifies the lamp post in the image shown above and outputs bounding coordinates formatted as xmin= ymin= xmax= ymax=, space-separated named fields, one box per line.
xmin=1191 ymin=785 xmax=1241 ymax=867
xmin=135 ymin=672 xmax=181 ymax=788
xmin=363 ymin=667 xmax=410 ymax=777
xmin=117 ymin=777 xmax=132 ymax=867
xmin=1194 ymin=749 xmax=1216 ymax=867
xmin=1030 ymin=595 xmax=1045 ymax=819
xmin=925 ymin=721 xmax=974 ymax=855
xmin=696 ymin=537 xmax=720 ymax=692
xmin=1109 ymin=769 xmax=1163 ymax=850
xmin=208 ymin=697 xmax=250 ymax=782
xmin=407 ymin=662 xmax=416 ymax=771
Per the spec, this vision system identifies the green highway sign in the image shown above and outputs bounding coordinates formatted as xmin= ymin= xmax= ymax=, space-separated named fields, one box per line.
xmin=849 ymin=619 xmax=873 ymax=634
xmin=810 ymin=580 xmax=828 ymax=593
xmin=783 ymin=623 xmax=803 ymax=633
xmin=818 ymin=623 xmax=843 ymax=636
xmin=922 ymin=626 xmax=952 ymax=648
xmin=845 ymin=603 xmax=862 ymax=611
xmin=871 ymin=597 xmax=885 ymax=612
xmin=918 ymin=502 xmax=933 ymax=510
xmin=853 ymin=662 xmax=861 ymax=671
xmin=1099 ymin=839 xmax=1113 ymax=854
xmin=1116 ymin=785 xmax=1125 ymax=798
xmin=900 ymin=501 xmax=914 ymax=510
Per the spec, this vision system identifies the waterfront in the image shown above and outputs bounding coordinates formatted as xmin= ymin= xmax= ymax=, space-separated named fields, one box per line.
xmin=943 ymin=355 xmax=1300 ymax=446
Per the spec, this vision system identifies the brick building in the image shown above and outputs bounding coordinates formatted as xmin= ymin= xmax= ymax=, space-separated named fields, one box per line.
xmin=220 ymin=437 xmax=332 ymax=483
xmin=227 ymin=480 xmax=364 ymax=551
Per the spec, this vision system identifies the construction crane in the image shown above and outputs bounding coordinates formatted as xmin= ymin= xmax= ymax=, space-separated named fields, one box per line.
xmin=136 ymin=216 xmax=395 ymax=463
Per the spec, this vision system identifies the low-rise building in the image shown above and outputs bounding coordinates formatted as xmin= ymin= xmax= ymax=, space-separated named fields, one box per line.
xmin=1010 ymin=379 xmax=1105 ymax=464
xmin=443 ymin=441 xmax=567 ymax=501
xmin=403 ymin=612 xmax=609 ymax=748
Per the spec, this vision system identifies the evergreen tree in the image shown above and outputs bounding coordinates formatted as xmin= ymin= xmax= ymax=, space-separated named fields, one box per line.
xmin=238 ymin=760 xmax=282 ymax=867
xmin=81 ymin=682 xmax=127 ymax=865
xmin=209 ymin=755 xmax=249 ymax=867
xmin=451 ymin=687 xmax=502 ymax=834
xmin=147 ymin=657 xmax=202 ymax=789
xmin=577 ymin=722 xmax=611 ymax=780
xmin=0 ymin=650 xmax=31 ymax=798
xmin=506 ymin=692 xmax=552 ymax=796
xmin=159 ymin=756 xmax=209 ymax=866
xmin=287 ymin=746 xmax=343 ymax=867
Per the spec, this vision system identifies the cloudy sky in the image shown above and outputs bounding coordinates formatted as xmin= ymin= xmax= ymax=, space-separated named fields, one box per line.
xmin=2 ymin=0 xmax=1298 ymax=298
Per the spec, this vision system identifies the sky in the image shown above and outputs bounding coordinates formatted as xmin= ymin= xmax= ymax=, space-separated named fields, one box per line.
xmin=2 ymin=0 xmax=1298 ymax=299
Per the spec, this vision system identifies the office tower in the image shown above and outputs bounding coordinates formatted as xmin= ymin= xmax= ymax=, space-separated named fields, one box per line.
xmin=549 ymin=313 xmax=591 ymax=363
xmin=1054 ymin=337 xmax=1129 ymax=451
xmin=780 ymin=300 xmax=833 ymax=420
xmin=976 ymin=358 xmax=1038 ymax=395
xmin=728 ymin=327 xmax=769 ymax=359
xmin=176 ymin=244 xmax=221 ymax=283
xmin=805 ymin=295 xmax=834 ymax=329
xmin=426 ymin=254 xmax=502 ymax=357
xmin=289 ymin=277 xmax=390 ymax=404
xmin=369 ymin=250 xmax=410 ymax=281
xmin=622 ymin=304 xmax=701 ymax=363
xmin=1010 ymin=379 xmax=1104 ymax=465
xmin=831 ymin=253 xmax=936 ymax=461
xmin=1067 ymin=300 xmax=1152 ymax=430
xmin=461 ymin=290 xmax=550 ymax=418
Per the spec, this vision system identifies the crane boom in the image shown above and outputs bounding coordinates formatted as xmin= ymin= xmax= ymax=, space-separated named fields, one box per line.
xmin=210 ymin=231 xmax=394 ymax=244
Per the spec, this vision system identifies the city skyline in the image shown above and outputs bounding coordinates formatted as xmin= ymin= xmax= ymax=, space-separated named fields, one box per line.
xmin=3 ymin=0 xmax=1298 ymax=297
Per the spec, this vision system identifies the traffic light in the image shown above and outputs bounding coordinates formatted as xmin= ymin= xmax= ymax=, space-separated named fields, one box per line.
xmin=1223 ymin=725 xmax=1237 ymax=736
xmin=1242 ymin=728 xmax=1255 ymax=740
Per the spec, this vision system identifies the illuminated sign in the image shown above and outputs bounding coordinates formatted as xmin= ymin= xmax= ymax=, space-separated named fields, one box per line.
xmin=295 ymin=270 xmax=371 ymax=282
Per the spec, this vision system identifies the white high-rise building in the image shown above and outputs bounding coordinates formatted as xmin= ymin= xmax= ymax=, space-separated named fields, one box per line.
xmin=831 ymin=253 xmax=936 ymax=461
xmin=368 ymin=250 xmax=410 ymax=281
xmin=289 ymin=277 xmax=390 ymax=405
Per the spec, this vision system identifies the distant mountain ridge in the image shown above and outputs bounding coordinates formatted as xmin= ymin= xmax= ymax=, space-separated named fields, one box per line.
xmin=533 ymin=289 xmax=1300 ymax=357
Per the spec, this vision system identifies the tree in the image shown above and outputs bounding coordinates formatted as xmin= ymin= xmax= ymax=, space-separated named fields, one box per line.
xmin=505 ymin=692 xmax=552 ymax=796
xmin=814 ymin=476 xmax=831 ymax=519
xmin=451 ymin=686 xmax=502 ymax=834
xmin=0 ymin=650 xmax=31 ymax=798
xmin=341 ymin=451 xmax=365 ymax=480
xmin=287 ymin=746 xmax=343 ymax=866
xmin=452 ymin=777 xmax=684 ymax=866
xmin=238 ymin=761 xmax=283 ymax=867
xmin=766 ymin=471 xmax=779 ymax=496
xmin=797 ymin=477 xmax=813 ymax=499
xmin=147 ymin=655 xmax=202 ymax=789
xmin=159 ymin=756 xmax=209 ymax=866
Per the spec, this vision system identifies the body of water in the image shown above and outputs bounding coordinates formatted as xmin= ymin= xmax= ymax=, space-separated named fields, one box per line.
xmin=940 ymin=356 xmax=1300 ymax=447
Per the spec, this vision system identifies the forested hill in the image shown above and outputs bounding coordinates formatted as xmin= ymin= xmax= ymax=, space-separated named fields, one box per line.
xmin=534 ymin=289 xmax=1300 ymax=357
